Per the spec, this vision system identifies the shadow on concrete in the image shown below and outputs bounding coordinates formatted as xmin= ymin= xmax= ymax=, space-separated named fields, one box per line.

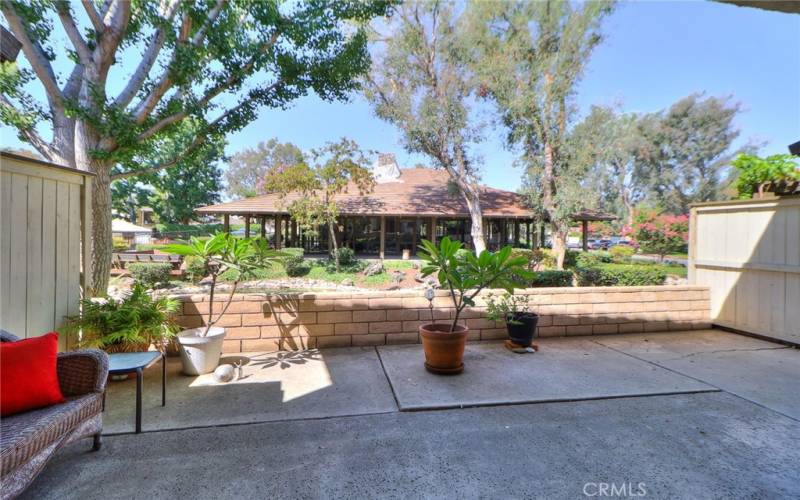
xmin=102 ymin=347 xmax=397 ymax=434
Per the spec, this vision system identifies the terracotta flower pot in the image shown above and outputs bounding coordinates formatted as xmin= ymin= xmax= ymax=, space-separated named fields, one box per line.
xmin=419 ymin=323 xmax=469 ymax=375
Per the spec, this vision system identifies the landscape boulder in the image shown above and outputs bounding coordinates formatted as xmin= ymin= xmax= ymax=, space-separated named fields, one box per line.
xmin=363 ymin=261 xmax=385 ymax=276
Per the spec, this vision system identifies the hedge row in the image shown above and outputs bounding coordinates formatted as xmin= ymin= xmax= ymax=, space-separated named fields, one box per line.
xmin=575 ymin=263 xmax=666 ymax=287
xmin=528 ymin=270 xmax=574 ymax=287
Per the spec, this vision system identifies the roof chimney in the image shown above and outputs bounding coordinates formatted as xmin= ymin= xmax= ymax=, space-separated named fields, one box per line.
xmin=372 ymin=153 xmax=401 ymax=183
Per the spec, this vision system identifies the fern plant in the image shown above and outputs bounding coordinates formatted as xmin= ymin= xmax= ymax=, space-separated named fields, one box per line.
xmin=62 ymin=285 xmax=180 ymax=351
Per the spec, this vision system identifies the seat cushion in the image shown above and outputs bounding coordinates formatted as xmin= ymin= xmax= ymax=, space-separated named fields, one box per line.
xmin=1 ymin=333 xmax=65 ymax=416
xmin=0 ymin=394 xmax=101 ymax=477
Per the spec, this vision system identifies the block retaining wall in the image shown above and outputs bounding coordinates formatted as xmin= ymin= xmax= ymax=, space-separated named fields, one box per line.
xmin=173 ymin=286 xmax=711 ymax=353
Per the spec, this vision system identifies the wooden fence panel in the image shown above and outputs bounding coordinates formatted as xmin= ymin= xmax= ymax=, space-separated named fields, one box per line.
xmin=689 ymin=197 xmax=800 ymax=344
xmin=0 ymin=153 xmax=93 ymax=350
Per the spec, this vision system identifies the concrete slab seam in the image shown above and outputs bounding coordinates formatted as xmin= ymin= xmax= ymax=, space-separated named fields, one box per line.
xmin=396 ymin=388 xmax=722 ymax=412
xmin=591 ymin=339 xmax=800 ymax=424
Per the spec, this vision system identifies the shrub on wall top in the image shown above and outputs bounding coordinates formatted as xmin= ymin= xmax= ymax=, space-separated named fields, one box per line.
xmin=529 ymin=270 xmax=573 ymax=287
xmin=575 ymin=263 xmax=666 ymax=287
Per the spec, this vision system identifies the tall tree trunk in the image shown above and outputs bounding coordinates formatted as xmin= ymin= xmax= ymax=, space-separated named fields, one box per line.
xmin=621 ymin=188 xmax=634 ymax=228
xmin=542 ymin=140 xmax=566 ymax=268
xmin=328 ymin=220 xmax=340 ymax=271
xmin=551 ymin=224 xmax=568 ymax=270
xmin=462 ymin=183 xmax=486 ymax=253
xmin=89 ymin=164 xmax=113 ymax=296
xmin=449 ymin=149 xmax=486 ymax=254
xmin=74 ymin=115 xmax=113 ymax=295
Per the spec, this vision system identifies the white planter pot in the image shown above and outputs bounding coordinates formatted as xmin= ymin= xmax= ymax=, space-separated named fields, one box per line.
xmin=176 ymin=327 xmax=227 ymax=376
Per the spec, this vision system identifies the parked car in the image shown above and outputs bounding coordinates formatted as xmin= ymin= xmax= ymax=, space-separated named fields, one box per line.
xmin=597 ymin=239 xmax=613 ymax=250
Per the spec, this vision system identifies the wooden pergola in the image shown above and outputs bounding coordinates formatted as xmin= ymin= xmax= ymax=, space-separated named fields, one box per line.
xmin=197 ymin=167 xmax=616 ymax=257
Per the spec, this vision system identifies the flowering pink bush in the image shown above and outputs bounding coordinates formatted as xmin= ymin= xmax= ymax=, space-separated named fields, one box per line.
xmin=626 ymin=211 xmax=688 ymax=261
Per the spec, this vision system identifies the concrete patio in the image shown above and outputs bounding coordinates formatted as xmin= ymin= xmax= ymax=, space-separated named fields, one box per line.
xmin=21 ymin=329 xmax=800 ymax=499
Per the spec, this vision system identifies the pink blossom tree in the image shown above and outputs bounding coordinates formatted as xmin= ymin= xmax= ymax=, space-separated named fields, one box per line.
xmin=625 ymin=210 xmax=689 ymax=262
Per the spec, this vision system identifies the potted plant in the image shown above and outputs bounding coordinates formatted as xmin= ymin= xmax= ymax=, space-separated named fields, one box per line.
xmin=486 ymin=292 xmax=539 ymax=347
xmin=165 ymin=233 xmax=281 ymax=375
xmin=417 ymin=237 xmax=532 ymax=374
xmin=62 ymin=284 xmax=179 ymax=353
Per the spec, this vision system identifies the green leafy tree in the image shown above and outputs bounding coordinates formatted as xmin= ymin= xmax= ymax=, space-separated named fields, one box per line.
xmin=572 ymin=106 xmax=645 ymax=227
xmin=0 ymin=0 xmax=393 ymax=294
xmin=226 ymin=139 xmax=304 ymax=199
xmin=262 ymin=138 xmax=374 ymax=271
xmin=731 ymin=153 xmax=800 ymax=199
xmin=364 ymin=0 xmax=488 ymax=253
xmin=112 ymin=120 xmax=225 ymax=224
xmin=111 ymin=179 xmax=150 ymax=223
xmin=635 ymin=93 xmax=749 ymax=213
xmin=466 ymin=0 xmax=615 ymax=268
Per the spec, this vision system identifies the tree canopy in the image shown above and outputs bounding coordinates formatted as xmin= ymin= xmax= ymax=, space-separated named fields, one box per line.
xmin=226 ymin=139 xmax=303 ymax=199
xmin=635 ymin=93 xmax=748 ymax=213
xmin=364 ymin=0 xmax=489 ymax=253
xmin=0 ymin=0 xmax=393 ymax=293
xmin=112 ymin=120 xmax=225 ymax=224
xmin=262 ymin=138 xmax=374 ymax=270
xmin=466 ymin=0 xmax=614 ymax=267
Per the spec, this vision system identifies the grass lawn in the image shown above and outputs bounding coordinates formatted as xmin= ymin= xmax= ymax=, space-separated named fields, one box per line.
xmin=660 ymin=264 xmax=687 ymax=278
xmin=629 ymin=261 xmax=687 ymax=278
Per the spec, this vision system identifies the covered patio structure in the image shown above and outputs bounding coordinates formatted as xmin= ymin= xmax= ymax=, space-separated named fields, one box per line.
xmin=196 ymin=164 xmax=614 ymax=257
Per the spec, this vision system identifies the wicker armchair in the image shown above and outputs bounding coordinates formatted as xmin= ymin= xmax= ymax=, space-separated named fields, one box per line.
xmin=0 ymin=331 xmax=108 ymax=500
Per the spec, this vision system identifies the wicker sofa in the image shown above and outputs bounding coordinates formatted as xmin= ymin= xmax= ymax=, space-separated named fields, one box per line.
xmin=0 ymin=332 xmax=108 ymax=499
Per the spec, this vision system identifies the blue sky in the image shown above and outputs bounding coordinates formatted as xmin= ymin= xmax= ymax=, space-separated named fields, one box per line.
xmin=2 ymin=1 xmax=798 ymax=193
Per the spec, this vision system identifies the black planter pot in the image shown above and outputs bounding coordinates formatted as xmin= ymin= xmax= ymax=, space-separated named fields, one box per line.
xmin=505 ymin=312 xmax=539 ymax=347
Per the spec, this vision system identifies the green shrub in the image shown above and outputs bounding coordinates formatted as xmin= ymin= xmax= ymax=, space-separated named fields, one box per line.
xmin=282 ymin=247 xmax=305 ymax=257
xmin=532 ymin=248 xmax=556 ymax=269
xmin=529 ymin=270 xmax=573 ymax=287
xmin=184 ymin=255 xmax=207 ymax=282
xmin=609 ymin=245 xmax=635 ymax=262
xmin=732 ymin=153 xmax=800 ymax=199
xmin=113 ymin=236 xmax=130 ymax=252
xmin=331 ymin=247 xmax=355 ymax=266
xmin=575 ymin=263 xmax=666 ymax=287
xmin=576 ymin=251 xmax=613 ymax=268
xmin=510 ymin=248 xmax=535 ymax=266
xmin=327 ymin=247 xmax=363 ymax=272
xmin=283 ymin=255 xmax=311 ymax=277
xmin=128 ymin=262 xmax=173 ymax=288
xmin=563 ymin=249 xmax=580 ymax=268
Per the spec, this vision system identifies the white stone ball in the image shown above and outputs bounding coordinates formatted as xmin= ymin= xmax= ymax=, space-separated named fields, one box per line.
xmin=213 ymin=364 xmax=235 ymax=383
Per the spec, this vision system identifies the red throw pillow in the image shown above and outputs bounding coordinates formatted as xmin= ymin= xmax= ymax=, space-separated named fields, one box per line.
xmin=1 ymin=332 xmax=65 ymax=416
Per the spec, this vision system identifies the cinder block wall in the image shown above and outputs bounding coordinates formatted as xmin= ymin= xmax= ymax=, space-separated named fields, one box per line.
xmin=173 ymin=286 xmax=711 ymax=353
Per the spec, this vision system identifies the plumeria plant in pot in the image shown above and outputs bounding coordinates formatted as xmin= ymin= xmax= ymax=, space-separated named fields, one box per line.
xmin=164 ymin=233 xmax=283 ymax=375
xmin=417 ymin=237 xmax=532 ymax=374
xmin=486 ymin=292 xmax=539 ymax=347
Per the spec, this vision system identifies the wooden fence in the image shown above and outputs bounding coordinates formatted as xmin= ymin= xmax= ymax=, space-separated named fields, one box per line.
xmin=0 ymin=152 xmax=93 ymax=350
xmin=689 ymin=196 xmax=800 ymax=344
